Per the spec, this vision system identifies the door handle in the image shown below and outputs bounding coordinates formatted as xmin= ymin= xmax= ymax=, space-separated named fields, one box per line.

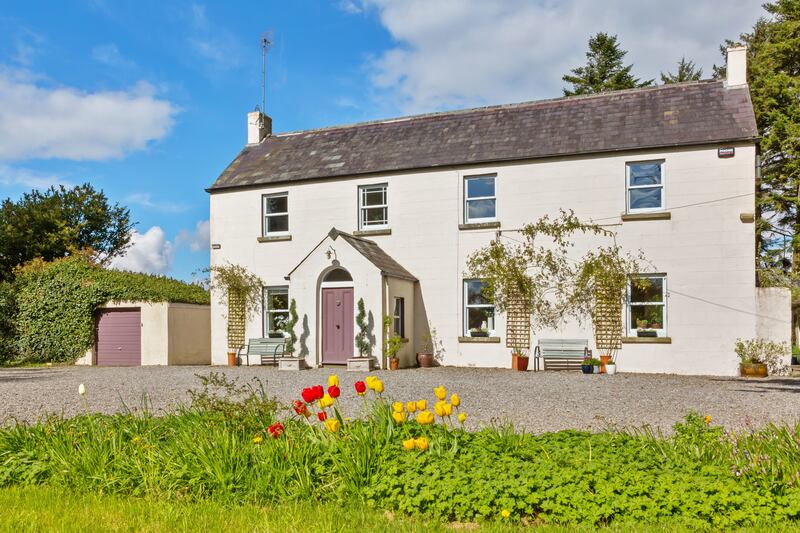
xmin=336 ymin=324 xmax=341 ymax=329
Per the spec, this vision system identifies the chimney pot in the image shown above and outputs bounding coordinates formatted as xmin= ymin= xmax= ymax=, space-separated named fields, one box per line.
xmin=247 ymin=111 xmax=272 ymax=144
xmin=725 ymin=46 xmax=748 ymax=88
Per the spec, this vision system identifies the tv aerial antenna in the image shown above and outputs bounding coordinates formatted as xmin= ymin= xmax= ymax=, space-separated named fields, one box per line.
xmin=260 ymin=31 xmax=272 ymax=115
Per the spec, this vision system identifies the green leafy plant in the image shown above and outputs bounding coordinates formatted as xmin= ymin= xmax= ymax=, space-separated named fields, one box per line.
xmin=207 ymin=263 xmax=264 ymax=352
xmin=355 ymin=298 xmax=371 ymax=358
xmin=283 ymin=299 xmax=298 ymax=357
xmin=734 ymin=338 xmax=790 ymax=375
xmin=382 ymin=315 xmax=403 ymax=361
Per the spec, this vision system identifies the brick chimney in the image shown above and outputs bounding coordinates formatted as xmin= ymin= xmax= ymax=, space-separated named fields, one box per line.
xmin=247 ymin=111 xmax=272 ymax=144
xmin=725 ymin=46 xmax=748 ymax=88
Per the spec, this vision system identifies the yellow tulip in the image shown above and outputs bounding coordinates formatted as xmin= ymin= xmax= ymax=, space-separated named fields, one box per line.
xmin=392 ymin=411 xmax=406 ymax=423
xmin=443 ymin=403 xmax=453 ymax=416
xmin=415 ymin=437 xmax=429 ymax=451
xmin=406 ymin=401 xmax=417 ymax=413
xmin=318 ymin=393 xmax=334 ymax=409
xmin=365 ymin=376 xmax=378 ymax=389
xmin=434 ymin=386 xmax=447 ymax=400
xmin=417 ymin=399 xmax=427 ymax=410
xmin=328 ymin=375 xmax=339 ymax=388
xmin=402 ymin=438 xmax=416 ymax=450
xmin=374 ymin=380 xmax=384 ymax=394
xmin=434 ymin=401 xmax=446 ymax=417
xmin=416 ymin=410 xmax=434 ymax=425
xmin=324 ymin=418 xmax=341 ymax=433
xmin=450 ymin=393 xmax=460 ymax=407
xmin=252 ymin=435 xmax=263 ymax=444
xmin=392 ymin=401 xmax=404 ymax=413
xmin=458 ymin=412 xmax=467 ymax=424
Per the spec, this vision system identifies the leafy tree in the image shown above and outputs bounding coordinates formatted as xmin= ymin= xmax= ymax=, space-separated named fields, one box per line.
xmin=562 ymin=33 xmax=653 ymax=96
xmin=660 ymin=57 xmax=703 ymax=84
xmin=0 ymin=184 xmax=132 ymax=282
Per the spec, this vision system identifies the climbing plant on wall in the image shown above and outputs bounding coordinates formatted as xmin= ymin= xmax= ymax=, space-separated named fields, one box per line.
xmin=207 ymin=263 xmax=264 ymax=352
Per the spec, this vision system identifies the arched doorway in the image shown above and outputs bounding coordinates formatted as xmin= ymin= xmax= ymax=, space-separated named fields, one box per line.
xmin=320 ymin=267 xmax=354 ymax=364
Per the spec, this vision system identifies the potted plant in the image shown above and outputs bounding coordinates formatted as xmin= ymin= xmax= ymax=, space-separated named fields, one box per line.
xmin=735 ymin=338 xmax=789 ymax=378
xmin=417 ymin=323 xmax=442 ymax=368
xmin=590 ymin=358 xmax=602 ymax=374
xmin=581 ymin=356 xmax=593 ymax=374
xmin=605 ymin=359 xmax=617 ymax=375
xmin=383 ymin=315 xmax=403 ymax=370
xmin=207 ymin=263 xmax=264 ymax=366
xmin=511 ymin=345 xmax=529 ymax=371
xmin=470 ymin=327 xmax=489 ymax=338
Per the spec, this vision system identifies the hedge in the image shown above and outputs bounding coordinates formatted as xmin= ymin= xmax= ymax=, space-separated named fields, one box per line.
xmin=7 ymin=255 xmax=209 ymax=363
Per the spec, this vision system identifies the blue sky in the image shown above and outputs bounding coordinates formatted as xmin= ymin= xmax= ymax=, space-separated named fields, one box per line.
xmin=0 ymin=1 xmax=764 ymax=280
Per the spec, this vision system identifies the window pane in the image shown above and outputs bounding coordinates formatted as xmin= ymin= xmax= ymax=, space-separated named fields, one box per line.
xmin=467 ymin=198 xmax=496 ymax=220
xmin=267 ymin=215 xmax=288 ymax=233
xmin=363 ymin=207 xmax=387 ymax=225
xmin=631 ymin=277 xmax=663 ymax=303
xmin=629 ymin=163 xmax=662 ymax=186
xmin=629 ymin=187 xmax=662 ymax=210
xmin=269 ymin=292 xmax=288 ymax=311
xmin=269 ymin=311 xmax=289 ymax=332
xmin=466 ymin=176 xmax=495 ymax=198
xmin=466 ymin=280 xmax=489 ymax=305
xmin=363 ymin=188 xmax=386 ymax=206
xmin=630 ymin=305 xmax=663 ymax=328
xmin=265 ymin=195 xmax=287 ymax=214
xmin=467 ymin=307 xmax=495 ymax=331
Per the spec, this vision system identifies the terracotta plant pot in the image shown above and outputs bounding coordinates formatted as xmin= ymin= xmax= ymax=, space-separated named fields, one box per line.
xmin=227 ymin=351 xmax=237 ymax=367
xmin=389 ymin=357 xmax=400 ymax=370
xmin=511 ymin=354 xmax=529 ymax=371
xmin=600 ymin=355 xmax=612 ymax=374
xmin=740 ymin=362 xmax=767 ymax=377
xmin=416 ymin=352 xmax=434 ymax=368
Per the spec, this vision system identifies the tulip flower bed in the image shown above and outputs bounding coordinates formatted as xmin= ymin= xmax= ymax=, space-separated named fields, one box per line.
xmin=0 ymin=373 xmax=799 ymax=529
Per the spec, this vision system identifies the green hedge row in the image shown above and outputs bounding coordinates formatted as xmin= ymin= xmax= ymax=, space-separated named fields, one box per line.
xmin=2 ymin=256 xmax=209 ymax=363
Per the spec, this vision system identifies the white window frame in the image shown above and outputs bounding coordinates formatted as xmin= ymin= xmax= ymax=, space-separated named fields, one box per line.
xmin=626 ymin=160 xmax=665 ymax=214
xmin=393 ymin=297 xmax=405 ymax=338
xmin=263 ymin=286 xmax=289 ymax=337
xmin=463 ymin=279 xmax=496 ymax=337
xmin=262 ymin=192 xmax=289 ymax=236
xmin=464 ymin=174 xmax=497 ymax=223
xmin=358 ymin=184 xmax=388 ymax=230
xmin=627 ymin=274 xmax=667 ymax=338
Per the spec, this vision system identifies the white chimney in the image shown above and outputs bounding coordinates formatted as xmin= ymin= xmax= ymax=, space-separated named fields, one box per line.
xmin=725 ymin=46 xmax=748 ymax=88
xmin=247 ymin=111 xmax=272 ymax=144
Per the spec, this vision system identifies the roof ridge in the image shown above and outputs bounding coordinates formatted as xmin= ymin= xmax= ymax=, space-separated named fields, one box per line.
xmin=271 ymin=80 xmax=722 ymax=139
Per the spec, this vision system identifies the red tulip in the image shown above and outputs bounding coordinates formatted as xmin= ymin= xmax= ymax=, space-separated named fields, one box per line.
xmin=293 ymin=400 xmax=309 ymax=417
xmin=328 ymin=385 xmax=340 ymax=398
xmin=301 ymin=388 xmax=315 ymax=404
xmin=313 ymin=385 xmax=325 ymax=400
xmin=354 ymin=381 xmax=366 ymax=395
xmin=268 ymin=422 xmax=284 ymax=438
xmin=317 ymin=411 xmax=327 ymax=422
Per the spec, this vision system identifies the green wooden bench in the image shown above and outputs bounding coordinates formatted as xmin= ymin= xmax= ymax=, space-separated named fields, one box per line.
xmin=238 ymin=337 xmax=285 ymax=366
xmin=533 ymin=339 xmax=590 ymax=371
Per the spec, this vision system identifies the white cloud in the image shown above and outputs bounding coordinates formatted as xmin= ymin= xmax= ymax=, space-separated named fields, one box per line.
xmin=126 ymin=192 xmax=189 ymax=213
xmin=110 ymin=226 xmax=174 ymax=275
xmin=0 ymin=164 xmax=71 ymax=189
xmin=92 ymin=43 xmax=136 ymax=69
xmin=0 ymin=72 xmax=178 ymax=161
xmin=176 ymin=219 xmax=210 ymax=252
xmin=357 ymin=0 xmax=764 ymax=113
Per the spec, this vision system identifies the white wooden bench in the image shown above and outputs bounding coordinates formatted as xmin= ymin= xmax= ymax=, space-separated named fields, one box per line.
xmin=533 ymin=339 xmax=590 ymax=371
xmin=238 ymin=337 xmax=285 ymax=366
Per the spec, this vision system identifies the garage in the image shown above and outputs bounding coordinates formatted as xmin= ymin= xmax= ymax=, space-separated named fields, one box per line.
xmin=96 ymin=308 xmax=142 ymax=366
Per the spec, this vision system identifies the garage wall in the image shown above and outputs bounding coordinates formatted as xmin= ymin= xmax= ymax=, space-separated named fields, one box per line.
xmin=168 ymin=304 xmax=211 ymax=365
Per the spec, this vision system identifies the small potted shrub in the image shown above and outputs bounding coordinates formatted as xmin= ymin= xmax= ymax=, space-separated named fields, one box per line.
xmin=511 ymin=345 xmax=529 ymax=371
xmin=383 ymin=315 xmax=403 ymax=370
xmin=417 ymin=323 xmax=442 ymax=368
xmin=590 ymin=358 xmax=602 ymax=374
xmin=735 ymin=338 xmax=789 ymax=378
xmin=581 ymin=356 xmax=593 ymax=374
xmin=605 ymin=359 xmax=617 ymax=375
xmin=470 ymin=327 xmax=489 ymax=338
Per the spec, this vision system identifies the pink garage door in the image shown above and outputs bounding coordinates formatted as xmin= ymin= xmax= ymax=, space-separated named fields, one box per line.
xmin=96 ymin=309 xmax=141 ymax=366
xmin=322 ymin=288 xmax=354 ymax=364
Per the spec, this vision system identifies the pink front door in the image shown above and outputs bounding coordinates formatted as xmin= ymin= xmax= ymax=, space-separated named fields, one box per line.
xmin=322 ymin=287 xmax=354 ymax=364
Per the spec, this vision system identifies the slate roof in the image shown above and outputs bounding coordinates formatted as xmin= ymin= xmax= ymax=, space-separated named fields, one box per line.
xmin=209 ymin=81 xmax=757 ymax=191
xmin=286 ymin=228 xmax=417 ymax=281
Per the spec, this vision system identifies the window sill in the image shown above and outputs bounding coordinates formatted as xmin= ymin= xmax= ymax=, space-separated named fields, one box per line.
xmin=458 ymin=336 xmax=501 ymax=343
xmin=257 ymin=235 xmax=292 ymax=243
xmin=459 ymin=221 xmax=501 ymax=231
xmin=622 ymin=336 xmax=672 ymax=344
xmin=353 ymin=228 xmax=392 ymax=237
xmin=400 ymin=337 xmax=409 ymax=343
xmin=621 ymin=211 xmax=671 ymax=222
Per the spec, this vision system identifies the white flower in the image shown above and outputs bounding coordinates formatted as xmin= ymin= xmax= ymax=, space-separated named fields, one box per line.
xmin=78 ymin=383 xmax=86 ymax=396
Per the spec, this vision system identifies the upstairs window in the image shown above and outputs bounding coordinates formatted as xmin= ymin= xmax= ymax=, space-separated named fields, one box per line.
xmin=393 ymin=297 xmax=405 ymax=337
xmin=464 ymin=175 xmax=496 ymax=223
xmin=263 ymin=193 xmax=289 ymax=235
xmin=464 ymin=279 xmax=496 ymax=337
xmin=627 ymin=161 xmax=664 ymax=213
xmin=628 ymin=274 xmax=667 ymax=337
xmin=264 ymin=286 xmax=289 ymax=337
xmin=358 ymin=184 xmax=388 ymax=229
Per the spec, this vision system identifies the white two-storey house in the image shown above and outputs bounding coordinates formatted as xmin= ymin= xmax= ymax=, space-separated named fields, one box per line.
xmin=208 ymin=47 xmax=790 ymax=376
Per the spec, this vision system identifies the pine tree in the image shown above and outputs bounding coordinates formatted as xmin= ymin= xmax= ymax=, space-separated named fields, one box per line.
xmin=562 ymin=33 xmax=653 ymax=96
xmin=660 ymin=57 xmax=703 ymax=84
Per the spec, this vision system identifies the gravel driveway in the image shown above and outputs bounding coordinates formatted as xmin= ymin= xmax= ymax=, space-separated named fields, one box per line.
xmin=1 ymin=366 xmax=799 ymax=433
